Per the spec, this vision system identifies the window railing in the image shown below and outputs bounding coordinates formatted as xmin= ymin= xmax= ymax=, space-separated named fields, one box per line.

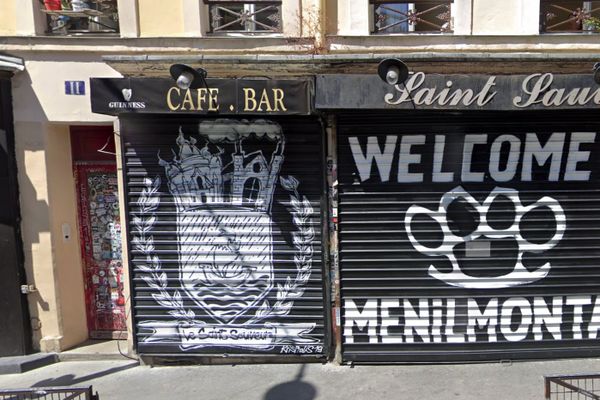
xmin=371 ymin=0 xmax=453 ymax=34
xmin=40 ymin=0 xmax=119 ymax=35
xmin=540 ymin=1 xmax=600 ymax=32
xmin=205 ymin=0 xmax=281 ymax=33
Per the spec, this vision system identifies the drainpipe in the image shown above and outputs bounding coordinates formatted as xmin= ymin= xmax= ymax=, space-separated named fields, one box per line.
xmin=470 ymin=0 xmax=474 ymax=34
xmin=317 ymin=0 xmax=327 ymax=53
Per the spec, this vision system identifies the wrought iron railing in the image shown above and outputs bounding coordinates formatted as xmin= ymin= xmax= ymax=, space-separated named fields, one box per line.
xmin=545 ymin=374 xmax=600 ymax=399
xmin=540 ymin=1 xmax=600 ymax=32
xmin=371 ymin=0 xmax=453 ymax=34
xmin=0 ymin=386 xmax=98 ymax=400
xmin=41 ymin=0 xmax=119 ymax=35
xmin=205 ymin=0 xmax=281 ymax=33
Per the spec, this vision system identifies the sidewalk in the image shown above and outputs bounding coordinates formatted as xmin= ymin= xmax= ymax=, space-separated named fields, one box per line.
xmin=0 ymin=356 xmax=599 ymax=400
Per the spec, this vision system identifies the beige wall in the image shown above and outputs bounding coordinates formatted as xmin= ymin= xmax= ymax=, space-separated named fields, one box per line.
xmin=11 ymin=58 xmax=120 ymax=352
xmin=138 ymin=0 xmax=185 ymax=37
xmin=46 ymin=125 xmax=88 ymax=350
xmin=14 ymin=122 xmax=87 ymax=351
xmin=15 ymin=121 xmax=60 ymax=351
xmin=336 ymin=0 xmax=369 ymax=36
xmin=0 ymin=0 xmax=16 ymax=36
xmin=472 ymin=0 xmax=540 ymax=35
xmin=12 ymin=58 xmax=119 ymax=124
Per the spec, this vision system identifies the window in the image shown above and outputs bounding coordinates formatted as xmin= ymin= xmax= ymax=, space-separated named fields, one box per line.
xmin=540 ymin=1 xmax=600 ymax=32
xmin=205 ymin=0 xmax=281 ymax=33
xmin=40 ymin=0 xmax=119 ymax=35
xmin=370 ymin=0 xmax=453 ymax=34
xmin=242 ymin=178 xmax=261 ymax=204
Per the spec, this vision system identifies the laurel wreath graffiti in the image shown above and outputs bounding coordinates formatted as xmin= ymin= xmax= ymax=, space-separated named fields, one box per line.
xmin=248 ymin=175 xmax=315 ymax=324
xmin=136 ymin=175 xmax=314 ymax=324
xmin=134 ymin=177 xmax=195 ymax=321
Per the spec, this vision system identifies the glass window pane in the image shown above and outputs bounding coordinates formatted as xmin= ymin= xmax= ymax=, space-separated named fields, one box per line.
xmin=372 ymin=1 xmax=453 ymax=34
xmin=209 ymin=3 xmax=281 ymax=33
xmin=541 ymin=1 xmax=600 ymax=32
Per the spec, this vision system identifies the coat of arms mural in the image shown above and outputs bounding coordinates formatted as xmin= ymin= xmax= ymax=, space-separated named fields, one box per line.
xmin=135 ymin=119 xmax=320 ymax=352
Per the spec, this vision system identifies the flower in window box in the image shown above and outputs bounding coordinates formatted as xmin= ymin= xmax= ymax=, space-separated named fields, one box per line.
xmin=583 ymin=16 xmax=600 ymax=31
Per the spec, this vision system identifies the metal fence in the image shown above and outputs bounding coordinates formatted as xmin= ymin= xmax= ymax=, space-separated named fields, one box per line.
xmin=0 ymin=387 xmax=98 ymax=400
xmin=545 ymin=374 xmax=600 ymax=399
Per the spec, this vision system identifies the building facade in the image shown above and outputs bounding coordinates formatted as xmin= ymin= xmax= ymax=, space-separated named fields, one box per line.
xmin=1 ymin=0 xmax=600 ymax=364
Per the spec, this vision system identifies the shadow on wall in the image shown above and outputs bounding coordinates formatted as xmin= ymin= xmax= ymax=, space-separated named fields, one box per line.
xmin=12 ymin=67 xmax=48 ymax=122
xmin=263 ymin=364 xmax=317 ymax=400
xmin=11 ymin=69 xmax=53 ymax=348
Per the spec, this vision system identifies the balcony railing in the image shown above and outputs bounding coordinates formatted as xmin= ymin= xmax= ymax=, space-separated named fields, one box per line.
xmin=205 ymin=0 xmax=282 ymax=33
xmin=41 ymin=0 xmax=119 ymax=35
xmin=371 ymin=0 xmax=453 ymax=34
xmin=540 ymin=1 xmax=600 ymax=32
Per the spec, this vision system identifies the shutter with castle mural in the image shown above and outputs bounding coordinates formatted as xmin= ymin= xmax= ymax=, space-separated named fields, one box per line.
xmin=121 ymin=116 xmax=327 ymax=357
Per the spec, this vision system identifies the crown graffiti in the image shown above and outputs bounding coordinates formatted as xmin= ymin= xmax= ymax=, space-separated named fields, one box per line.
xmin=404 ymin=186 xmax=566 ymax=289
xmin=159 ymin=119 xmax=284 ymax=213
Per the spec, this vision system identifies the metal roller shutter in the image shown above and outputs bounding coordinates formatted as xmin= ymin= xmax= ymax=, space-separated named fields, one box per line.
xmin=338 ymin=111 xmax=600 ymax=363
xmin=121 ymin=116 xmax=327 ymax=357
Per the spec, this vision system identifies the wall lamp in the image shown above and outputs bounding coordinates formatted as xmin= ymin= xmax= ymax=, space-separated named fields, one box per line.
xmin=169 ymin=64 xmax=208 ymax=90
xmin=377 ymin=58 xmax=409 ymax=86
xmin=594 ymin=63 xmax=600 ymax=85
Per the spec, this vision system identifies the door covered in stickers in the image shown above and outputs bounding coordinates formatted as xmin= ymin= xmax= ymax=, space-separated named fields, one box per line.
xmin=338 ymin=111 xmax=600 ymax=363
xmin=75 ymin=164 xmax=126 ymax=338
xmin=122 ymin=117 xmax=326 ymax=357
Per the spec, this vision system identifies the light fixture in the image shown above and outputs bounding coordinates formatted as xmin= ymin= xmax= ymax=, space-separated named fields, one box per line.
xmin=169 ymin=64 xmax=208 ymax=90
xmin=593 ymin=62 xmax=600 ymax=85
xmin=377 ymin=58 xmax=409 ymax=86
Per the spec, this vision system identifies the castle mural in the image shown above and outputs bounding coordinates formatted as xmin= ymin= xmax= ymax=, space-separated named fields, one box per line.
xmin=135 ymin=119 xmax=321 ymax=353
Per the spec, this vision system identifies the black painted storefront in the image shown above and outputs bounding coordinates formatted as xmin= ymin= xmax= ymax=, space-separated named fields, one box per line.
xmin=91 ymin=69 xmax=600 ymax=364
xmin=91 ymin=78 xmax=330 ymax=360
xmin=319 ymin=73 xmax=600 ymax=363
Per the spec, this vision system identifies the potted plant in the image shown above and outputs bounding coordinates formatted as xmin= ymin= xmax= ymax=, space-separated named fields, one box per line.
xmin=583 ymin=16 xmax=600 ymax=32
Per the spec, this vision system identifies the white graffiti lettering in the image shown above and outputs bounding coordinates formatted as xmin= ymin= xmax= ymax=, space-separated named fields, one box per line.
xmin=344 ymin=296 xmax=600 ymax=344
xmin=280 ymin=345 xmax=324 ymax=354
xmin=349 ymin=133 xmax=595 ymax=183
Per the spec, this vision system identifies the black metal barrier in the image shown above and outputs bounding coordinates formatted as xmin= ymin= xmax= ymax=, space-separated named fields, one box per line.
xmin=0 ymin=387 xmax=98 ymax=400
xmin=545 ymin=374 xmax=600 ymax=399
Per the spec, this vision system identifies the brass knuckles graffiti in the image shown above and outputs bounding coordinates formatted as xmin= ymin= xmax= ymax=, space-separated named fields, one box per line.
xmin=404 ymin=186 xmax=566 ymax=289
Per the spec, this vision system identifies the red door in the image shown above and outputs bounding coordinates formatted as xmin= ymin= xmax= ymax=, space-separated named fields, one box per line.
xmin=75 ymin=164 xmax=126 ymax=338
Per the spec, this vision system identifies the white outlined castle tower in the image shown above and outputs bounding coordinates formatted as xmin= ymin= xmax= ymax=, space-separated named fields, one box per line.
xmin=160 ymin=120 xmax=284 ymax=213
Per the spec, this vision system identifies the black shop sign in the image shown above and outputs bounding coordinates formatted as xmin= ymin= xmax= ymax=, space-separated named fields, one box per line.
xmin=91 ymin=78 xmax=312 ymax=115
xmin=317 ymin=73 xmax=600 ymax=110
